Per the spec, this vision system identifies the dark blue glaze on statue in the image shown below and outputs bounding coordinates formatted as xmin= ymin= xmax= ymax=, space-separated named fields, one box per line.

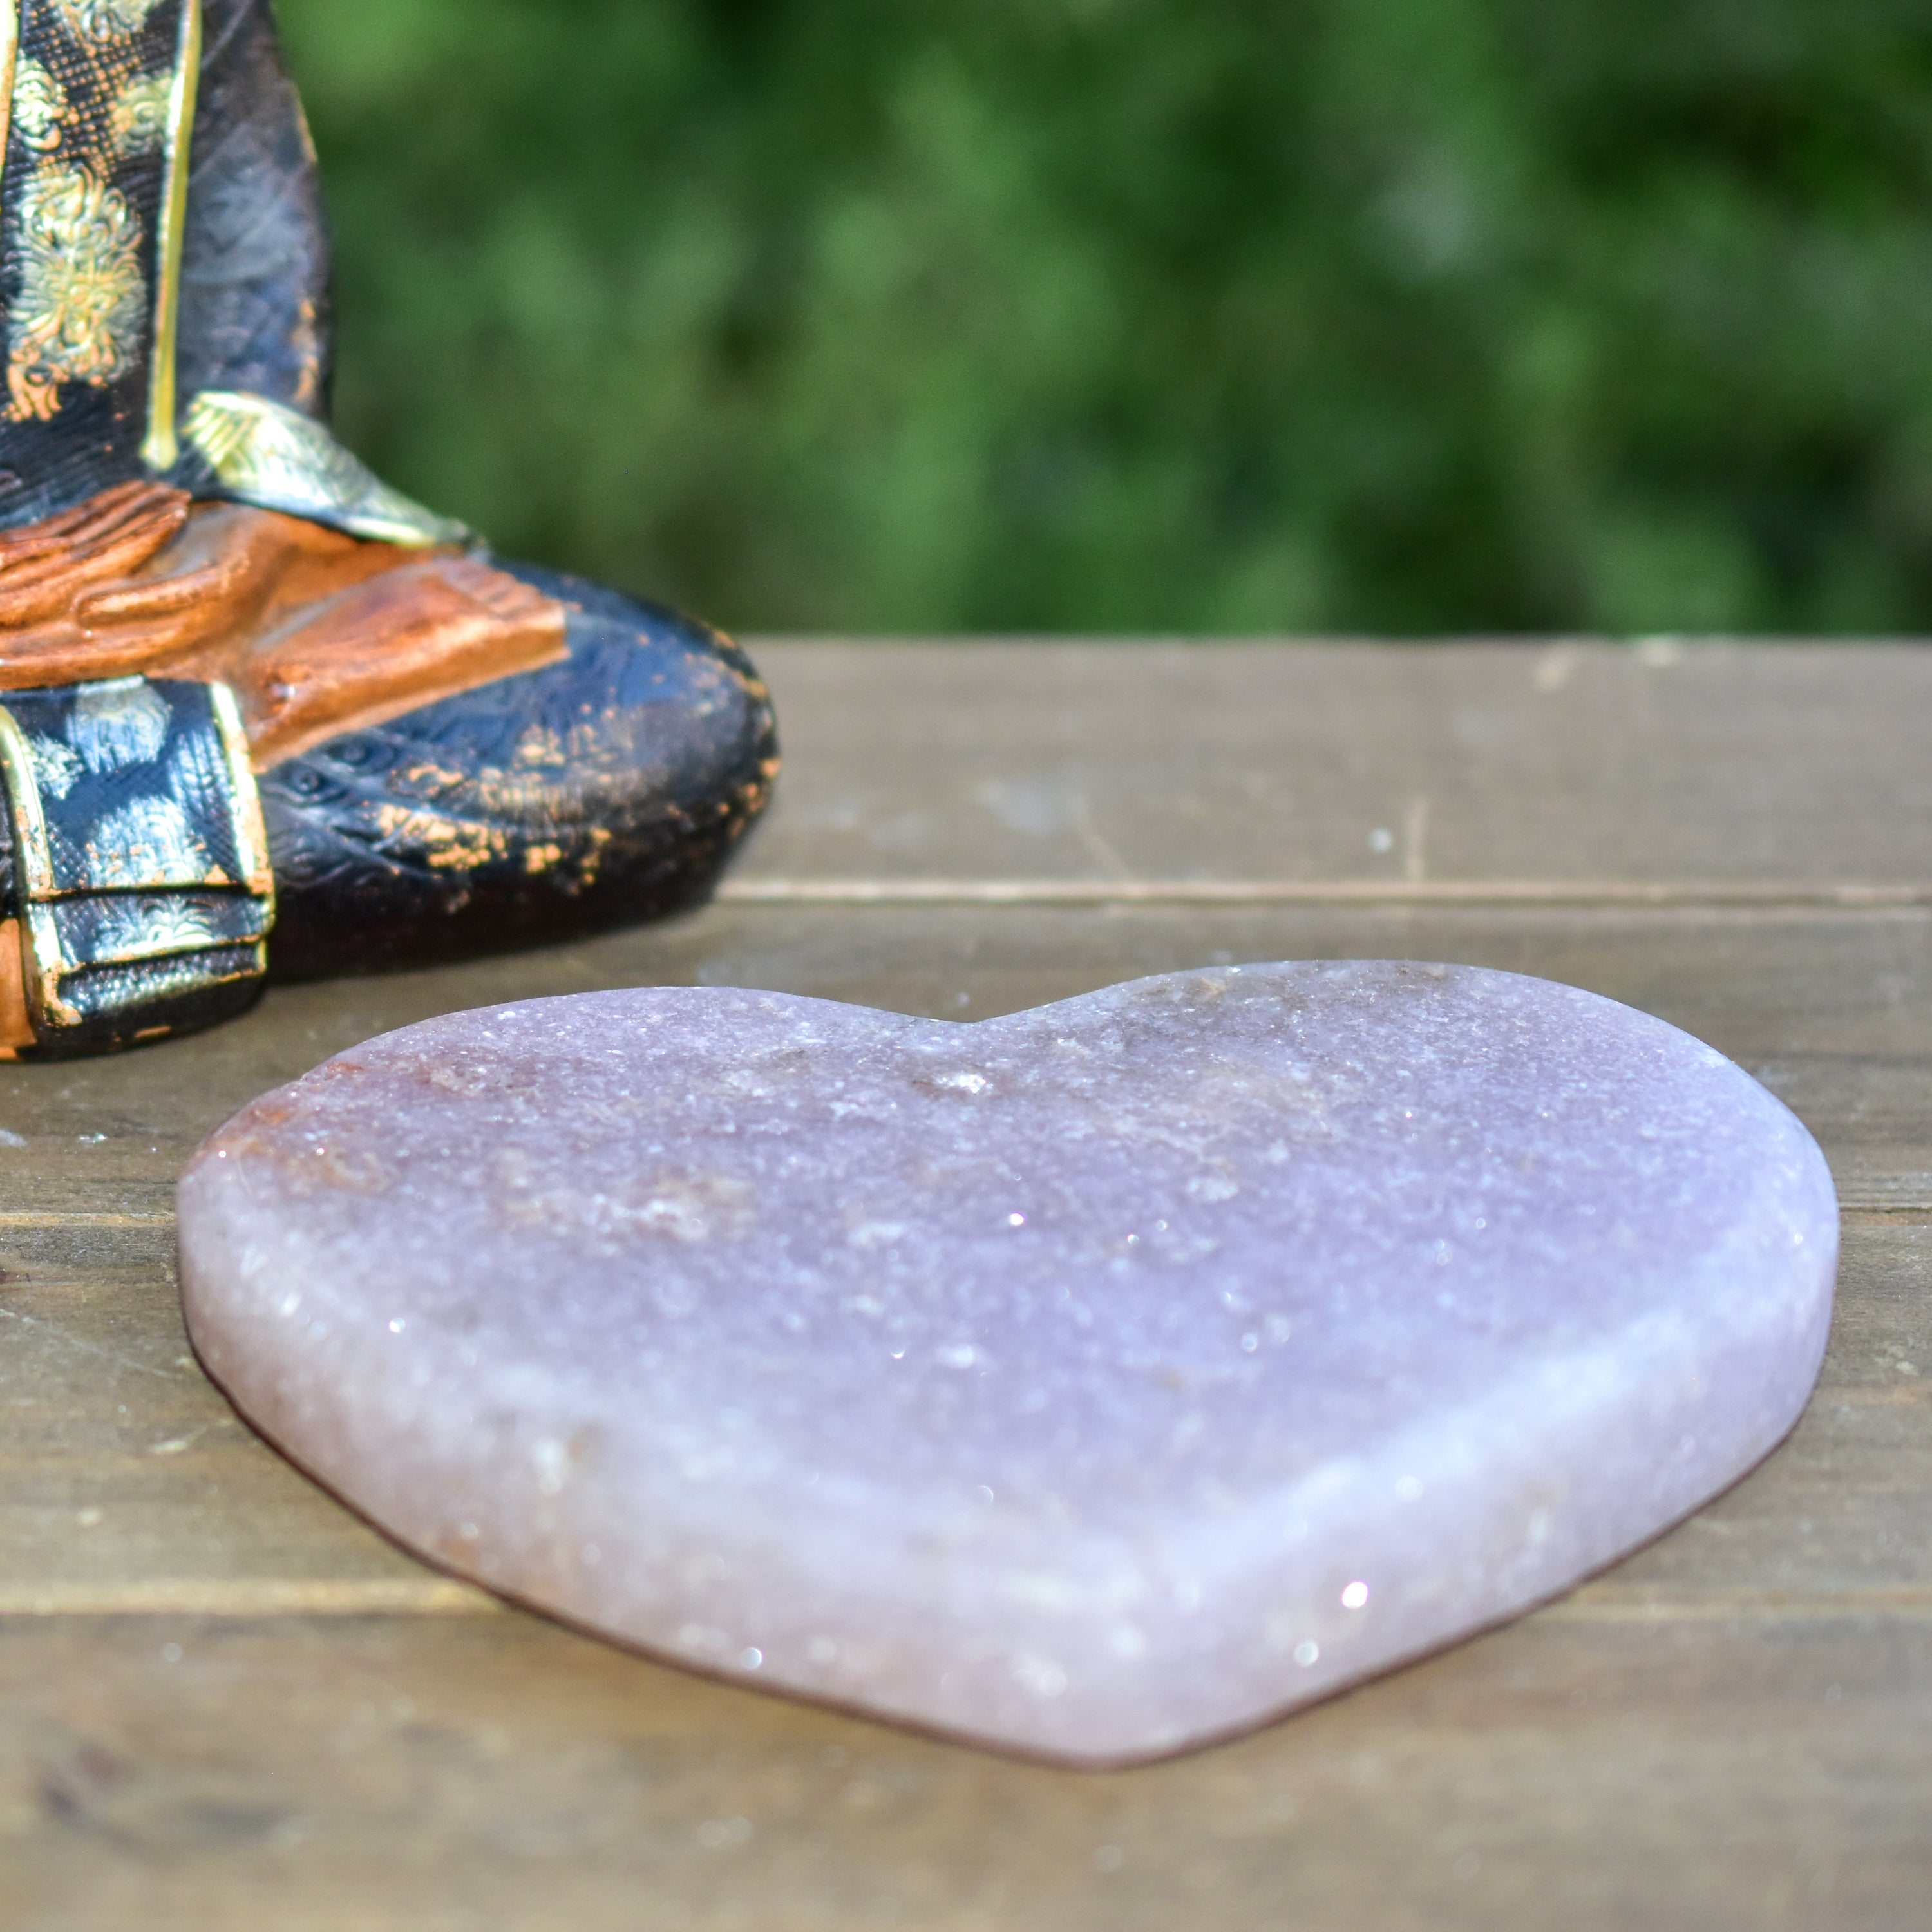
xmin=260 ymin=567 xmax=778 ymax=980
xmin=176 ymin=0 xmax=333 ymax=419
xmin=0 ymin=0 xmax=189 ymax=527
xmin=0 ymin=0 xmax=777 ymax=1028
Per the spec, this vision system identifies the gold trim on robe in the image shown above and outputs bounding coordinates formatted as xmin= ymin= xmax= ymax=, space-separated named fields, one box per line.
xmin=140 ymin=0 xmax=196 ymax=467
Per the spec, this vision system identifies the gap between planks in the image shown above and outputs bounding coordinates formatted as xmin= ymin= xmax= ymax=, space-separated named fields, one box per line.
xmin=0 ymin=1576 xmax=500 ymax=1617
xmin=719 ymin=878 xmax=1932 ymax=909
xmin=0 ymin=1211 xmax=176 ymax=1227
xmin=5 ymin=1580 xmax=1929 ymax=1625
xmin=14 ymin=1206 xmax=1931 ymax=1227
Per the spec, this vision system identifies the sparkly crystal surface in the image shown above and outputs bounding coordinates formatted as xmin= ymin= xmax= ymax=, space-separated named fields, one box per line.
xmin=178 ymin=963 xmax=1838 ymax=1763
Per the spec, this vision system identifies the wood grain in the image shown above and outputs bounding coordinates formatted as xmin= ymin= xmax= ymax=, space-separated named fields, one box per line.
xmin=4 ymin=642 xmax=1930 ymax=1928
xmin=738 ymin=640 xmax=1932 ymax=890
xmin=0 ymin=1186 xmax=1922 ymax=1614
xmin=7 ymin=1601 xmax=1929 ymax=1932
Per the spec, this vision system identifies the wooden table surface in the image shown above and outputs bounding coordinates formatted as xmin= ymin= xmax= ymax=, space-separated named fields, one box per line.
xmin=5 ymin=641 xmax=1930 ymax=1930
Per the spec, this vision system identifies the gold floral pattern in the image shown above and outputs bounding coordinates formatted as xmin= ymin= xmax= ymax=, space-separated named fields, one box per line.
xmin=54 ymin=0 xmax=164 ymax=43
xmin=6 ymin=167 xmax=146 ymax=422
xmin=109 ymin=69 xmax=172 ymax=153
xmin=12 ymin=60 xmax=73 ymax=155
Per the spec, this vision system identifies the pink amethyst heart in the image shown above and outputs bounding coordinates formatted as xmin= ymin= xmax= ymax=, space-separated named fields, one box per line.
xmin=178 ymin=963 xmax=1837 ymax=1764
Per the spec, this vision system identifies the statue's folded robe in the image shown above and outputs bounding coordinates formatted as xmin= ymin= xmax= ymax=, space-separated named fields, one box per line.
xmin=0 ymin=480 xmax=569 ymax=768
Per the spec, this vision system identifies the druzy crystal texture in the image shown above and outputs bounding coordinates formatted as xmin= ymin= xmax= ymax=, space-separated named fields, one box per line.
xmin=178 ymin=965 xmax=1838 ymax=1764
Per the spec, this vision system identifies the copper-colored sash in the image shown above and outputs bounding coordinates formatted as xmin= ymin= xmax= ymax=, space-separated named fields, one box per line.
xmin=0 ymin=481 xmax=569 ymax=768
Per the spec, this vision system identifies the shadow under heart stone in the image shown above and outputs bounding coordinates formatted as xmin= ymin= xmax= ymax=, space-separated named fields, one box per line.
xmin=177 ymin=962 xmax=1837 ymax=1764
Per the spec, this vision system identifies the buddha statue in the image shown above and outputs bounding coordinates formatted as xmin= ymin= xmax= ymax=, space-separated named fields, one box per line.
xmin=0 ymin=0 xmax=777 ymax=1056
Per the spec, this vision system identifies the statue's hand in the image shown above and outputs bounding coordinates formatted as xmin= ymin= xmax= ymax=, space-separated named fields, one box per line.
xmin=0 ymin=482 xmax=190 ymax=631
xmin=0 ymin=490 xmax=408 ymax=684
xmin=0 ymin=482 xmax=564 ymax=773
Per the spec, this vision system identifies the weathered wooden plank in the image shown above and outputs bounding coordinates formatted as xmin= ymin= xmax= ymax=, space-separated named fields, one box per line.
xmin=0 ymin=1220 xmax=489 ymax=1614
xmin=8 ymin=639 xmax=1932 ymax=1927
xmin=0 ymin=909 xmax=1924 ymax=1613
xmin=1 ymin=1130 xmax=1924 ymax=1627
xmin=740 ymin=641 xmax=1932 ymax=890
xmin=1 ymin=903 xmax=1931 ymax=1217
xmin=6 ymin=1573 xmax=1928 ymax=1929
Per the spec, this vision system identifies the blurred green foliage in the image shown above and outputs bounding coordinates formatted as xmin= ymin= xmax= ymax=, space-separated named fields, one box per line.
xmin=278 ymin=0 xmax=1932 ymax=635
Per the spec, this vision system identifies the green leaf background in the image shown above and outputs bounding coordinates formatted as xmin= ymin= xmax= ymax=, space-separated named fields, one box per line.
xmin=279 ymin=0 xmax=1932 ymax=636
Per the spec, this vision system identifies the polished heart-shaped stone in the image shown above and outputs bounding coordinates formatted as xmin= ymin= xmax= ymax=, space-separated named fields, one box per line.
xmin=178 ymin=964 xmax=1837 ymax=1764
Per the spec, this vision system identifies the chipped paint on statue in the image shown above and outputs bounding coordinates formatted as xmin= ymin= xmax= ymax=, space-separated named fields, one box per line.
xmin=0 ymin=0 xmax=775 ymax=1057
